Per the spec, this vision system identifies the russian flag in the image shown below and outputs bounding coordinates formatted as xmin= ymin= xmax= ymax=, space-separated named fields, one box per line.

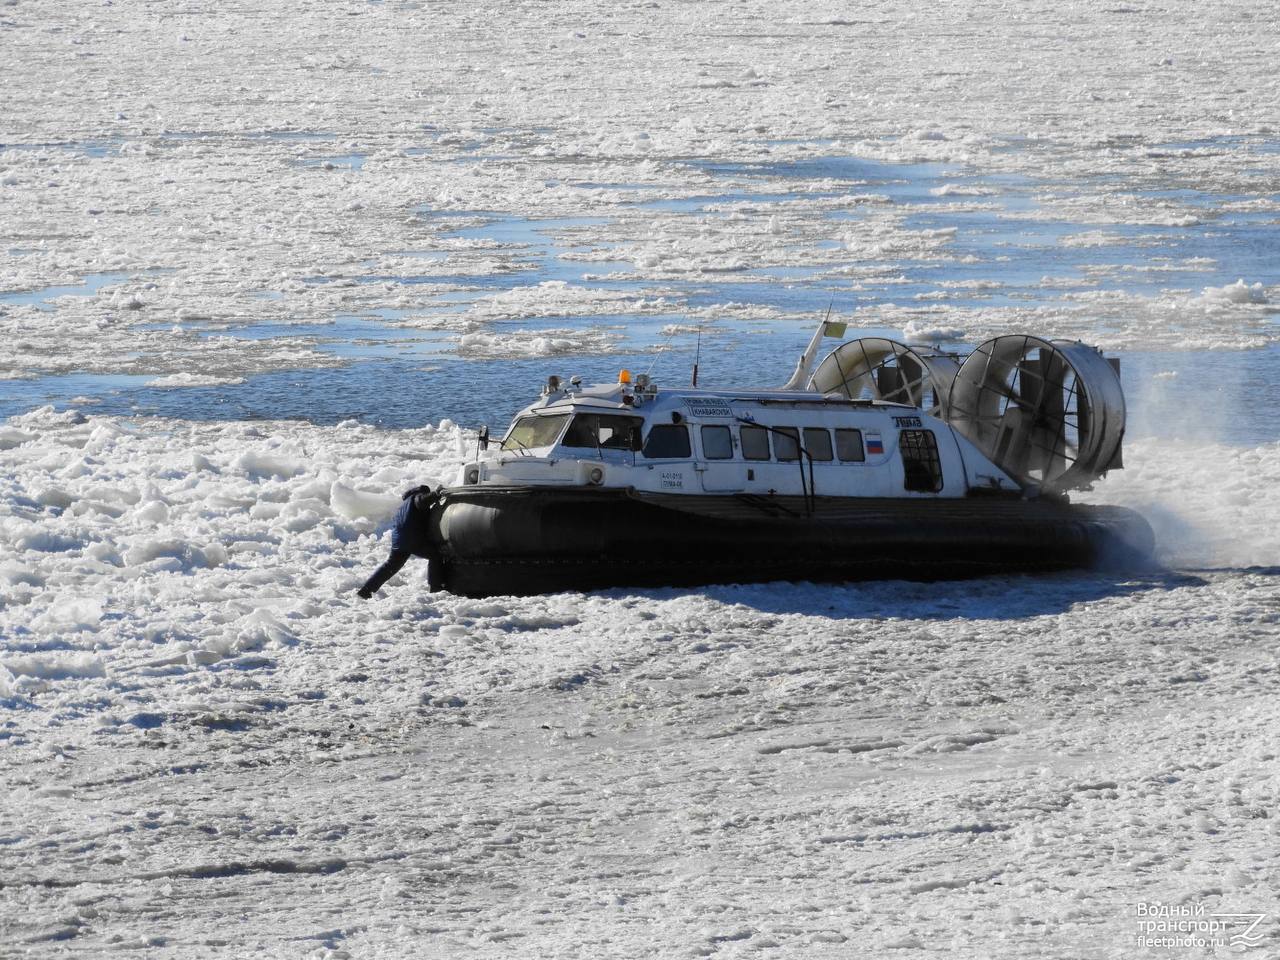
xmin=866 ymin=435 xmax=884 ymax=455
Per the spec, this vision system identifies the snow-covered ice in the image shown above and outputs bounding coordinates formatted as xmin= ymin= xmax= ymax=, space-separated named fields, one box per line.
xmin=2 ymin=408 xmax=1278 ymax=957
xmin=3 ymin=0 xmax=1280 ymax=956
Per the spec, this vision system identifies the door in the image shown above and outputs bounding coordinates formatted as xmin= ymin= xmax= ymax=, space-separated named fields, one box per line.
xmin=695 ymin=423 xmax=745 ymax=492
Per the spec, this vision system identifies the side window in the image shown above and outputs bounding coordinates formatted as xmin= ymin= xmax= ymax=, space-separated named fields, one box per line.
xmin=643 ymin=424 xmax=691 ymax=459
xmin=562 ymin=414 xmax=643 ymax=449
xmin=740 ymin=425 xmax=770 ymax=461
xmin=561 ymin=415 xmax=597 ymax=448
xmin=803 ymin=427 xmax=833 ymax=462
xmin=774 ymin=427 xmax=800 ymax=462
xmin=596 ymin=416 xmax=641 ymax=449
xmin=701 ymin=425 xmax=733 ymax=460
xmin=900 ymin=429 xmax=943 ymax=492
xmin=835 ymin=428 xmax=865 ymax=462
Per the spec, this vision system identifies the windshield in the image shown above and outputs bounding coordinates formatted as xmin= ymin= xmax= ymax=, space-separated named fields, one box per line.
xmin=501 ymin=414 xmax=569 ymax=451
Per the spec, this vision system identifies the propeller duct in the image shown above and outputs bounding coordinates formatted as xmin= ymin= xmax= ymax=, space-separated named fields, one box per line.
xmin=809 ymin=338 xmax=960 ymax=418
xmin=947 ymin=335 xmax=1125 ymax=492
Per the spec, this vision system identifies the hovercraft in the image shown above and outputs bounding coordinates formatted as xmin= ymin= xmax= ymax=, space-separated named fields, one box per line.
xmin=417 ymin=321 xmax=1154 ymax=598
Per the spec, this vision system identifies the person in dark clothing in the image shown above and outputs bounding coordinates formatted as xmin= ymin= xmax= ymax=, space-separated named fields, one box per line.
xmin=358 ymin=485 xmax=442 ymax=598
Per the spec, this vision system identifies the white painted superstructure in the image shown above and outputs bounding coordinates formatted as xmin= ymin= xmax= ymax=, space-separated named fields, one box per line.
xmin=456 ymin=377 xmax=1022 ymax=500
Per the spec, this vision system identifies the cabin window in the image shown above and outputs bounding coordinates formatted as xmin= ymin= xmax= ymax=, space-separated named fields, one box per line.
xmin=740 ymin=425 xmax=770 ymax=461
xmin=562 ymin=413 xmax=643 ymax=450
xmin=701 ymin=425 xmax=733 ymax=460
xmin=643 ymin=424 xmax=691 ymax=459
xmin=774 ymin=427 xmax=801 ymax=462
xmin=803 ymin=427 xmax=833 ymax=462
xmin=835 ymin=428 xmax=865 ymax=462
xmin=502 ymin=414 xmax=569 ymax=451
xmin=900 ymin=429 xmax=943 ymax=492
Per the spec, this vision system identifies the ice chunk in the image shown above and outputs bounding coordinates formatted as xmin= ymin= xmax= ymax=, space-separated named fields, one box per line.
xmin=238 ymin=450 xmax=305 ymax=479
xmin=1 ymin=653 xmax=106 ymax=681
xmin=123 ymin=539 xmax=218 ymax=569
xmin=330 ymin=481 xmax=399 ymax=521
xmin=34 ymin=786 xmax=76 ymax=798
xmin=0 ymin=427 xmax=35 ymax=450
xmin=235 ymin=608 xmax=299 ymax=651
xmin=0 ymin=562 xmax=44 ymax=587
xmin=292 ymin=476 xmax=334 ymax=503
xmin=903 ymin=320 xmax=965 ymax=343
xmin=146 ymin=373 xmax=247 ymax=388
xmin=32 ymin=596 xmax=104 ymax=632
xmin=134 ymin=499 xmax=170 ymax=524
xmin=929 ymin=183 xmax=995 ymax=197
xmin=279 ymin=508 xmax=323 ymax=533
xmin=16 ymin=527 xmax=82 ymax=553
xmin=34 ymin=487 xmax=73 ymax=509
xmin=882 ymin=931 xmax=925 ymax=948
xmin=82 ymin=422 xmax=124 ymax=452
xmin=1199 ymin=279 xmax=1267 ymax=304
xmin=456 ymin=328 xmax=621 ymax=359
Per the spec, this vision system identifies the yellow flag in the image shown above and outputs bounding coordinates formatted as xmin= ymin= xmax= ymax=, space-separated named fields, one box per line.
xmin=823 ymin=321 xmax=847 ymax=338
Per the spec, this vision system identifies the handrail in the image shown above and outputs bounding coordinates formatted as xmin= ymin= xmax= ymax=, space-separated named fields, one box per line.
xmin=736 ymin=418 xmax=816 ymax=517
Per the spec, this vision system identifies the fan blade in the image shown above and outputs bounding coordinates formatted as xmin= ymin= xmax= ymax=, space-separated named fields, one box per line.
xmin=1035 ymin=350 xmax=1070 ymax=476
xmin=1026 ymin=424 xmax=1068 ymax=480
xmin=876 ymin=364 xmax=906 ymax=403
xmin=1014 ymin=357 xmax=1044 ymax=410
xmin=897 ymin=353 xmax=925 ymax=406
xmin=1040 ymin=350 xmax=1067 ymax=421
xmin=992 ymin=407 xmax=1035 ymax=477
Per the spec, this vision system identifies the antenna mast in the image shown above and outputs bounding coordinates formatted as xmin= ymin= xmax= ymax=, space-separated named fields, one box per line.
xmin=691 ymin=326 xmax=702 ymax=387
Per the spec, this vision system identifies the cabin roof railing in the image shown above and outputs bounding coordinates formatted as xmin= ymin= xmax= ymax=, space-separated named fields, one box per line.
xmin=738 ymin=396 xmax=905 ymax=409
xmin=526 ymin=385 xmax=925 ymax=416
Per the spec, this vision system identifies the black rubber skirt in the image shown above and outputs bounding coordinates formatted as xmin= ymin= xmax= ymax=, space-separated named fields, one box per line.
xmin=423 ymin=485 xmax=1155 ymax=598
